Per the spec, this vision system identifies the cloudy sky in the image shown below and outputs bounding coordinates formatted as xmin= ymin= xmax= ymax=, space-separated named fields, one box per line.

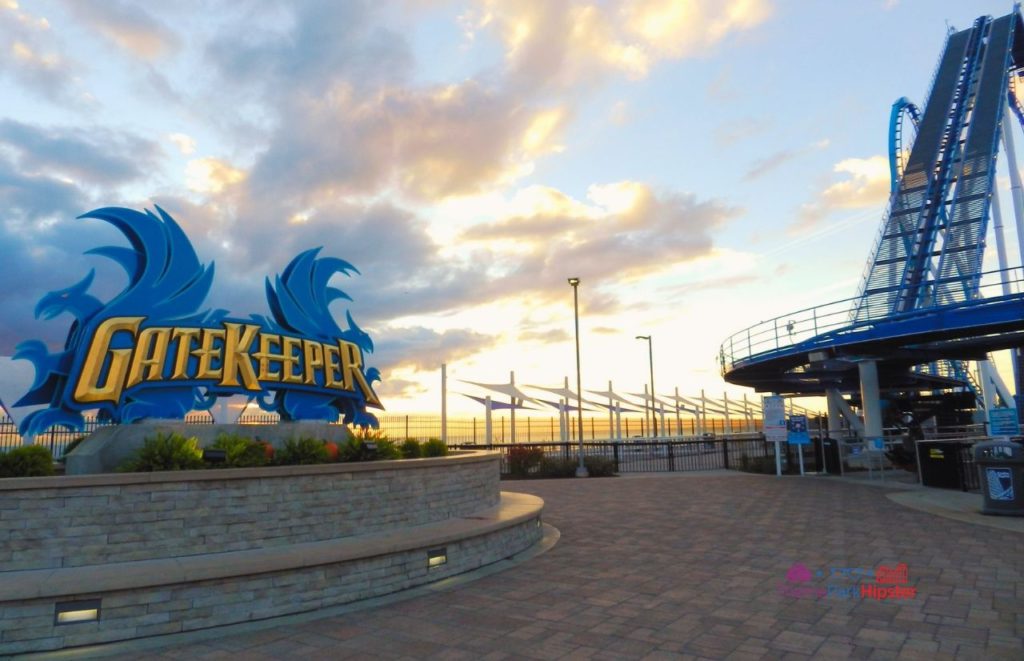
xmin=0 ymin=0 xmax=1016 ymax=415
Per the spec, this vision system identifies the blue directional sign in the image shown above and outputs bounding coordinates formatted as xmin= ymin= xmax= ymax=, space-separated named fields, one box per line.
xmin=988 ymin=408 xmax=1020 ymax=437
xmin=787 ymin=414 xmax=810 ymax=446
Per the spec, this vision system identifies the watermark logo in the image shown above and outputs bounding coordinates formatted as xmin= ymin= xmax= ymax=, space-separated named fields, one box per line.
xmin=778 ymin=562 xmax=917 ymax=600
xmin=778 ymin=563 xmax=825 ymax=598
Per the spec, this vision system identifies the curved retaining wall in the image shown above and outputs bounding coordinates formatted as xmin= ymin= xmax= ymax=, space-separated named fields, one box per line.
xmin=4 ymin=453 xmax=499 ymax=570
xmin=0 ymin=451 xmax=544 ymax=654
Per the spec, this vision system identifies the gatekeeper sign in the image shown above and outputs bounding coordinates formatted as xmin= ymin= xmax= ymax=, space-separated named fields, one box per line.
xmin=13 ymin=207 xmax=382 ymax=437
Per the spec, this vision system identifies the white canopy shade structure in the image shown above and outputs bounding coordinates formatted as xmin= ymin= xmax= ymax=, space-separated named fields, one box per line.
xmin=459 ymin=379 xmax=543 ymax=407
xmin=527 ymin=384 xmax=606 ymax=409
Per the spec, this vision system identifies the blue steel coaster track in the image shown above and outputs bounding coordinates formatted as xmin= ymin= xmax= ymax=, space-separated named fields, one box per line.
xmin=888 ymin=97 xmax=920 ymax=196
xmin=720 ymin=10 xmax=1024 ymax=396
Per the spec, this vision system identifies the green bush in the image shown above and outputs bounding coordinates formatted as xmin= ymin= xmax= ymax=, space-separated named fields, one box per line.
xmin=507 ymin=446 xmax=543 ymax=476
xmin=400 ymin=438 xmax=422 ymax=459
xmin=119 ymin=432 xmax=204 ymax=472
xmin=338 ymin=433 xmax=402 ymax=462
xmin=0 ymin=445 xmax=56 ymax=478
xmin=210 ymin=432 xmax=269 ymax=468
xmin=422 ymin=438 xmax=448 ymax=458
xmin=61 ymin=435 xmax=87 ymax=458
xmin=537 ymin=456 xmax=576 ymax=478
xmin=583 ymin=456 xmax=616 ymax=477
xmin=375 ymin=439 xmax=401 ymax=460
xmin=338 ymin=435 xmax=368 ymax=462
xmin=276 ymin=437 xmax=330 ymax=465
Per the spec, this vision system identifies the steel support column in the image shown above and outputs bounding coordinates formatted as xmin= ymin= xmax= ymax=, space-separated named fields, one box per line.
xmin=858 ymin=361 xmax=884 ymax=443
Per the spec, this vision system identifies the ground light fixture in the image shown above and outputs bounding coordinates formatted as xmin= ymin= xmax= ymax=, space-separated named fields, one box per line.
xmin=427 ymin=548 xmax=448 ymax=569
xmin=568 ymin=277 xmax=588 ymax=477
xmin=202 ymin=448 xmax=227 ymax=464
xmin=54 ymin=599 xmax=101 ymax=625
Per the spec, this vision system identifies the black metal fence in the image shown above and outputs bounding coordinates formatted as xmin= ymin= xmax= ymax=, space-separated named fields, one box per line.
xmin=957 ymin=443 xmax=981 ymax=491
xmin=0 ymin=412 xmax=764 ymax=459
xmin=453 ymin=437 xmax=783 ymax=475
xmin=0 ymin=413 xmax=216 ymax=457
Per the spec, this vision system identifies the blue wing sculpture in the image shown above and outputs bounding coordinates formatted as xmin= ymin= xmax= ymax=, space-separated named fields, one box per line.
xmin=12 ymin=206 xmax=382 ymax=436
xmin=262 ymin=248 xmax=381 ymax=426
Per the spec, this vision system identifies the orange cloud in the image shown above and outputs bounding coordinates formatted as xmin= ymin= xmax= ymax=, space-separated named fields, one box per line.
xmin=186 ymin=158 xmax=246 ymax=194
xmin=468 ymin=0 xmax=773 ymax=86
xmin=795 ymin=155 xmax=889 ymax=231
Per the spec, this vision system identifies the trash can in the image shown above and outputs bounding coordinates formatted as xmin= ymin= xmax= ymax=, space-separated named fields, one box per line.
xmin=974 ymin=441 xmax=1024 ymax=516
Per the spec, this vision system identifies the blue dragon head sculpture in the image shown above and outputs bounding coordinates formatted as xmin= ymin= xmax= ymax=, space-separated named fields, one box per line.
xmin=15 ymin=206 xmax=220 ymax=436
xmin=13 ymin=206 xmax=382 ymax=436
xmin=258 ymin=248 xmax=381 ymax=426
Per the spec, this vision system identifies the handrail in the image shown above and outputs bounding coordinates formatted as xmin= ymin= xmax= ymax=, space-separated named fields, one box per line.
xmin=720 ymin=265 xmax=1024 ymax=375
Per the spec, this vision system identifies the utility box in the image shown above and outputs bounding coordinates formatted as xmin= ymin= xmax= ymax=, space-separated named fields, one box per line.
xmin=815 ymin=437 xmax=841 ymax=474
xmin=917 ymin=441 xmax=968 ymax=490
xmin=974 ymin=441 xmax=1024 ymax=516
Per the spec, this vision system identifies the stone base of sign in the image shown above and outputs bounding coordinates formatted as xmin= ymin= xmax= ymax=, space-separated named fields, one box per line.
xmin=0 ymin=451 xmax=544 ymax=654
xmin=65 ymin=420 xmax=353 ymax=475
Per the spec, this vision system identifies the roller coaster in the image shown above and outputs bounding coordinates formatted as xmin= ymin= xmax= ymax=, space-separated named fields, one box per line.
xmin=720 ymin=8 xmax=1024 ymax=434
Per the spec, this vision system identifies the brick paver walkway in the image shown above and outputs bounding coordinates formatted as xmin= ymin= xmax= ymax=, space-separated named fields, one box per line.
xmin=115 ymin=473 xmax=1023 ymax=659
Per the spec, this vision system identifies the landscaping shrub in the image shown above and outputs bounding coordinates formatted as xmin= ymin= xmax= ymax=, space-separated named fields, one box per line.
xmin=276 ymin=437 xmax=330 ymax=465
xmin=583 ymin=456 xmax=616 ymax=477
xmin=209 ymin=432 xmax=269 ymax=468
xmin=323 ymin=441 xmax=340 ymax=462
xmin=375 ymin=439 xmax=401 ymax=460
xmin=507 ymin=446 xmax=544 ymax=476
xmin=537 ymin=456 xmax=576 ymax=478
xmin=119 ymin=432 xmax=204 ymax=472
xmin=400 ymin=438 xmax=422 ymax=459
xmin=338 ymin=435 xmax=365 ymax=462
xmin=338 ymin=427 xmax=400 ymax=461
xmin=352 ymin=426 xmax=386 ymax=442
xmin=0 ymin=445 xmax=56 ymax=478
xmin=422 ymin=438 xmax=448 ymax=458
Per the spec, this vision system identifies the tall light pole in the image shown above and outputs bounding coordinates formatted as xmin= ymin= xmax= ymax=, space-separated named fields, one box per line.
xmin=568 ymin=278 xmax=588 ymax=477
xmin=636 ymin=335 xmax=657 ymax=438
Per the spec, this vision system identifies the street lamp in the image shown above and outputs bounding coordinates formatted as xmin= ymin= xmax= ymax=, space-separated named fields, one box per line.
xmin=636 ymin=335 xmax=657 ymax=438
xmin=568 ymin=277 xmax=588 ymax=477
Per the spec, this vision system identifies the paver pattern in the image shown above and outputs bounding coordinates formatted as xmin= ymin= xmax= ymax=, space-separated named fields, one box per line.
xmin=111 ymin=473 xmax=1024 ymax=659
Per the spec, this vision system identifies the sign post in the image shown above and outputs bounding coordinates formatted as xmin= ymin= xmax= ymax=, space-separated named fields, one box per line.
xmin=788 ymin=414 xmax=810 ymax=476
xmin=763 ymin=395 xmax=787 ymax=477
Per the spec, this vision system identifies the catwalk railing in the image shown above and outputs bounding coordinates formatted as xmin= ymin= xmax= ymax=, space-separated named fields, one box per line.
xmin=719 ymin=265 xmax=1024 ymax=375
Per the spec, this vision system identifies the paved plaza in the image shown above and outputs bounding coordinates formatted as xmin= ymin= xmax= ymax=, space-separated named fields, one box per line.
xmin=94 ymin=472 xmax=1023 ymax=660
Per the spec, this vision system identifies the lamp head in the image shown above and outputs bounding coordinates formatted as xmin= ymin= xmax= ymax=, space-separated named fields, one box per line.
xmin=636 ymin=335 xmax=650 ymax=340
xmin=568 ymin=277 xmax=580 ymax=286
